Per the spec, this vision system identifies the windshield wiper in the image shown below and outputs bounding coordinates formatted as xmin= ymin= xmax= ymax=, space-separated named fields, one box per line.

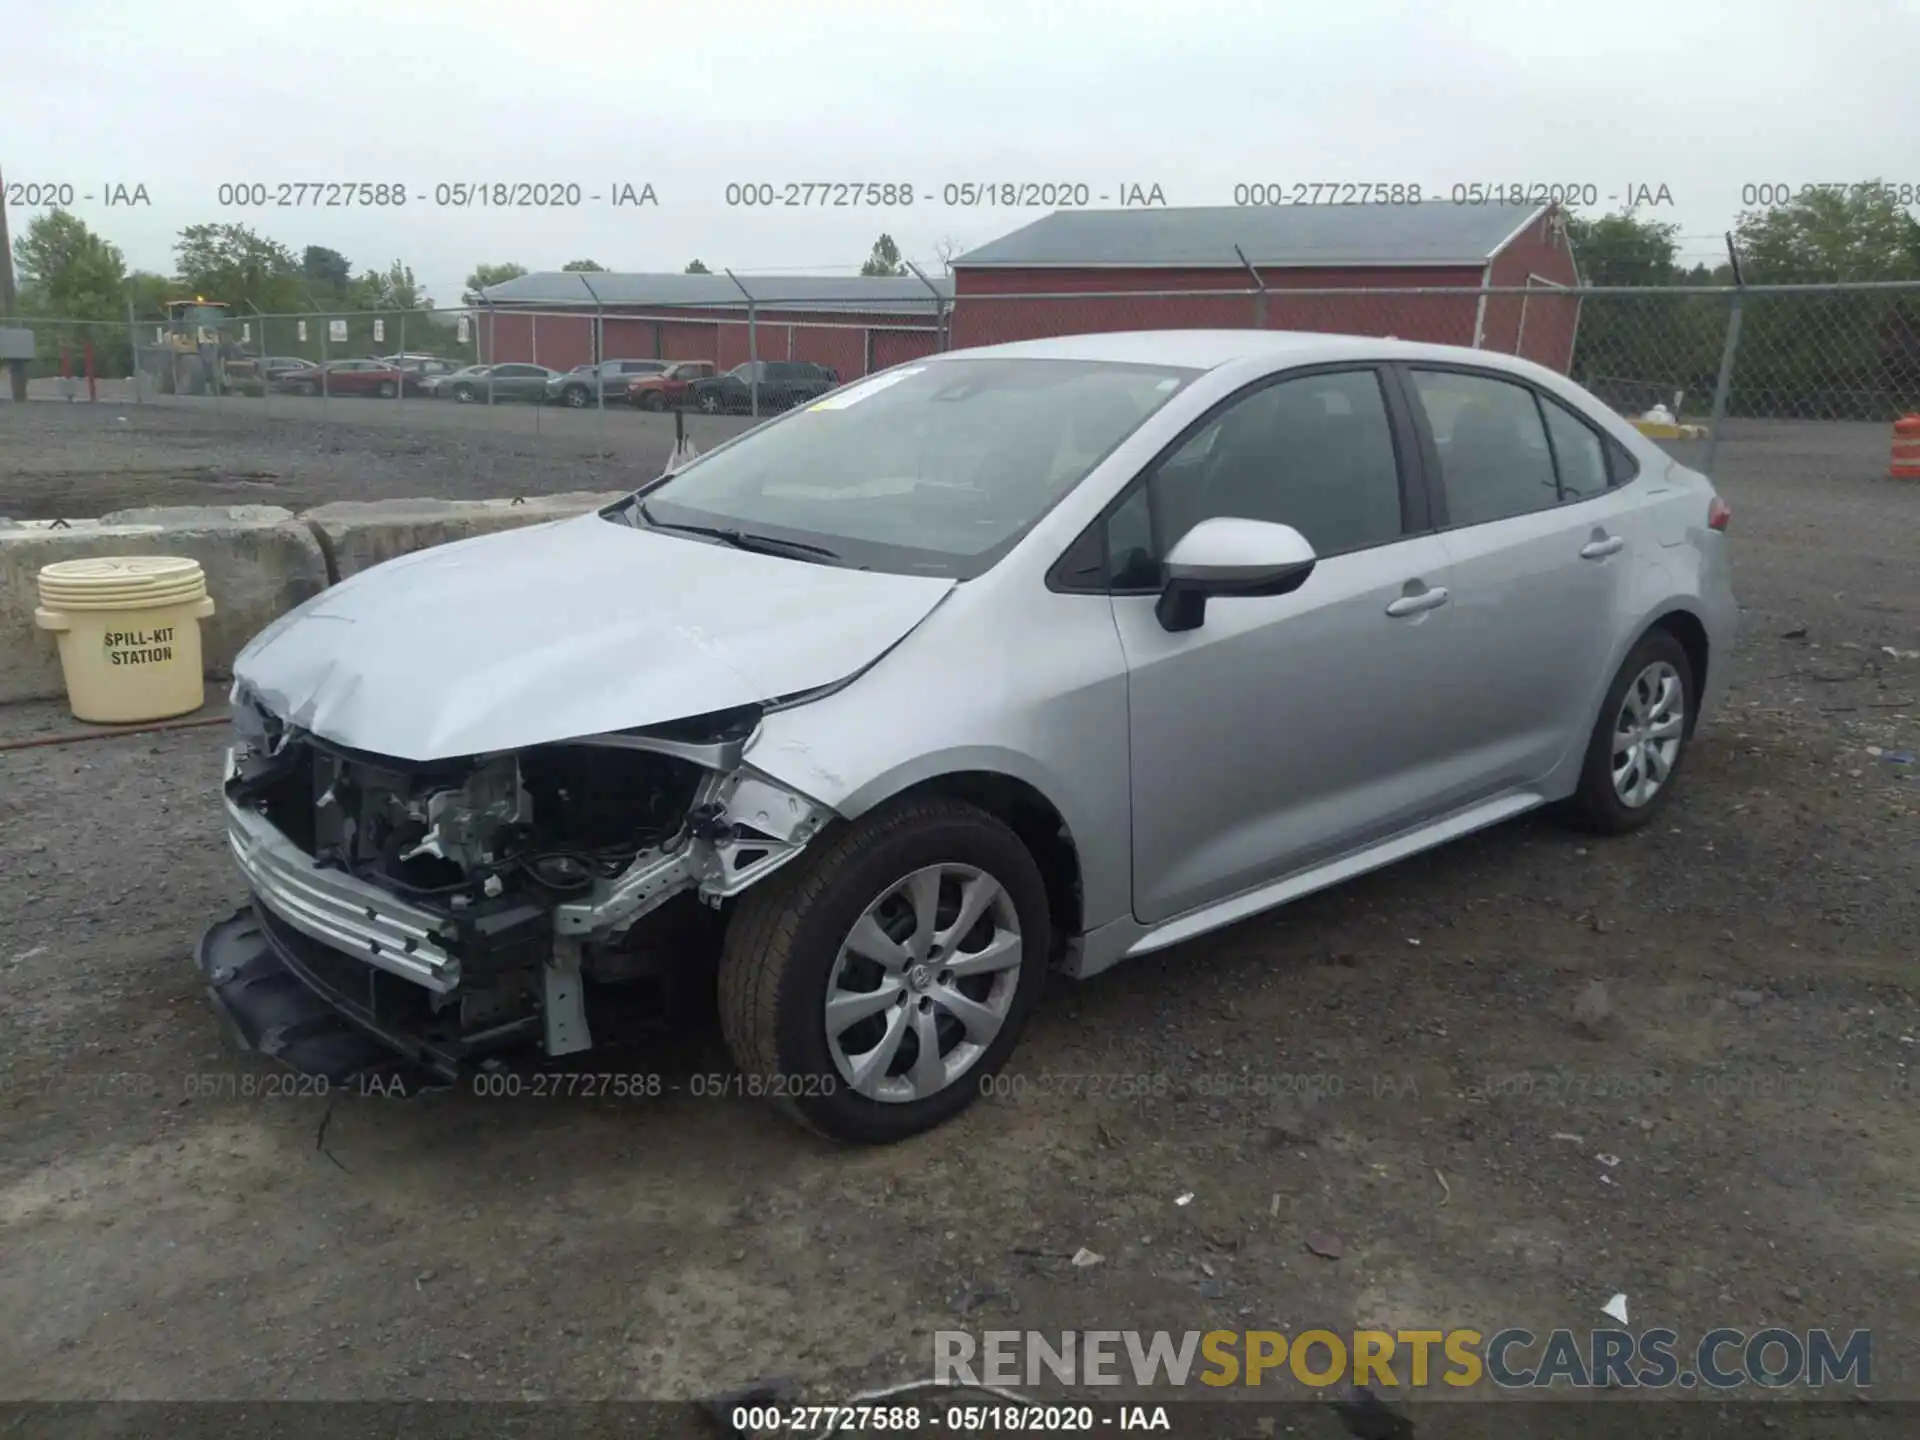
xmin=636 ymin=500 xmax=841 ymax=563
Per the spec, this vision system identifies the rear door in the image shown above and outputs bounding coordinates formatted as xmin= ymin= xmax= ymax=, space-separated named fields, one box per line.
xmin=1105 ymin=364 xmax=1472 ymax=923
xmin=1400 ymin=364 xmax=1651 ymax=789
xmin=497 ymin=364 xmax=547 ymax=401
xmin=763 ymin=362 xmax=797 ymax=409
xmin=732 ymin=362 xmax=762 ymax=406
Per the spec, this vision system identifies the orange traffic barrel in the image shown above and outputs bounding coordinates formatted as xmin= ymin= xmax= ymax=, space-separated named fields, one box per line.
xmin=1894 ymin=415 xmax=1920 ymax=479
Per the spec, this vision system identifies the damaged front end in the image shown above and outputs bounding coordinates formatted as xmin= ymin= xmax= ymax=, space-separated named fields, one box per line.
xmin=198 ymin=687 xmax=832 ymax=1082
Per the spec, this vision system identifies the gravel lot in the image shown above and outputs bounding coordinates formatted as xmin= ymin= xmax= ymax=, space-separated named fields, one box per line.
xmin=1 ymin=402 xmax=1917 ymax=1430
xmin=0 ymin=394 xmax=757 ymax=518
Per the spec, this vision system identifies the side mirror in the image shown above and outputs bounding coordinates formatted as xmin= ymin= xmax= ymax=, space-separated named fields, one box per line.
xmin=1155 ymin=517 xmax=1317 ymax=633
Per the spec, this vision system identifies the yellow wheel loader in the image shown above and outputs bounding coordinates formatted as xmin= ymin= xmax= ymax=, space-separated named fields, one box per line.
xmin=137 ymin=298 xmax=265 ymax=397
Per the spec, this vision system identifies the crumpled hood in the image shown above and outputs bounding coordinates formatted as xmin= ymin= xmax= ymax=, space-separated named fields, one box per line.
xmin=234 ymin=513 xmax=954 ymax=760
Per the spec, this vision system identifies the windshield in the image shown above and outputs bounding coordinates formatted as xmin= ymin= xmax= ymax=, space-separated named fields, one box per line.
xmin=634 ymin=357 xmax=1195 ymax=578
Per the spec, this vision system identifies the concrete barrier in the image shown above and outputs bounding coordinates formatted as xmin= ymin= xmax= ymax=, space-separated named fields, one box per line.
xmin=303 ymin=491 xmax=624 ymax=579
xmin=0 ymin=492 xmax=628 ymax=705
xmin=0 ymin=510 xmax=328 ymax=703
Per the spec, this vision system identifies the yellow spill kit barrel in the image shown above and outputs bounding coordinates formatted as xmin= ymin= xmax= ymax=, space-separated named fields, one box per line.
xmin=34 ymin=556 xmax=217 ymax=723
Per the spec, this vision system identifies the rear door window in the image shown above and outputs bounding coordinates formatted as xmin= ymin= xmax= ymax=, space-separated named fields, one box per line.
xmin=1409 ymin=369 xmax=1559 ymax=526
xmin=1539 ymin=397 xmax=1610 ymax=502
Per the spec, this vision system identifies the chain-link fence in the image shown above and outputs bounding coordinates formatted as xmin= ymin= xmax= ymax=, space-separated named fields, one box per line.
xmin=5 ymin=280 xmax=1918 ymax=512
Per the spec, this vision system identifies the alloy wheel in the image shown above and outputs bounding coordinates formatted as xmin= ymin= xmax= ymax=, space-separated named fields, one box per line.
xmin=824 ymin=863 xmax=1023 ymax=1103
xmin=1611 ymin=660 xmax=1685 ymax=807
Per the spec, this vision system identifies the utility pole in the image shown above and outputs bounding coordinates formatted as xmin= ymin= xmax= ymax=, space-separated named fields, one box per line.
xmin=0 ymin=161 xmax=28 ymax=400
xmin=0 ymin=162 xmax=14 ymax=314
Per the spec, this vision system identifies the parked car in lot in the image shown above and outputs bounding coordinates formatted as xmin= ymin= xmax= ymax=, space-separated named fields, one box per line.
xmin=203 ymin=330 xmax=1735 ymax=1144
xmin=626 ymin=360 xmax=715 ymax=410
xmin=427 ymin=362 xmax=559 ymax=403
xmin=422 ymin=364 xmax=489 ymax=399
xmin=686 ymin=360 xmax=839 ymax=414
xmin=257 ymin=355 xmax=314 ymax=381
xmin=269 ymin=358 xmax=420 ymax=397
xmin=547 ymin=359 xmax=672 ymax=408
xmin=381 ymin=354 xmax=465 ymax=381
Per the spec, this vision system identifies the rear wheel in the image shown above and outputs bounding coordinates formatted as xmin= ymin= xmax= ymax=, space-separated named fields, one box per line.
xmin=452 ymin=383 xmax=475 ymax=403
xmin=719 ymin=798 xmax=1049 ymax=1143
xmin=698 ymin=390 xmax=722 ymax=414
xmin=1566 ymin=629 xmax=1695 ymax=834
xmin=376 ymin=380 xmax=397 ymax=399
xmin=639 ymin=390 xmax=665 ymax=411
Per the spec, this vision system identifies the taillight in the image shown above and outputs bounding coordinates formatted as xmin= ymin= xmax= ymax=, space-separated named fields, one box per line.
xmin=1707 ymin=497 xmax=1731 ymax=532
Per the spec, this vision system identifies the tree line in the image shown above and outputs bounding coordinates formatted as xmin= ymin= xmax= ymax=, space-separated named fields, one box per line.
xmin=1566 ymin=188 xmax=1920 ymax=419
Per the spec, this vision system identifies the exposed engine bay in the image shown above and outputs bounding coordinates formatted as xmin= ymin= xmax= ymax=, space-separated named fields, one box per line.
xmin=217 ymin=686 xmax=831 ymax=1074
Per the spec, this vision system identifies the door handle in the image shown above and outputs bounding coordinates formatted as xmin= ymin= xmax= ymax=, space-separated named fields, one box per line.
xmin=1386 ymin=586 xmax=1450 ymax=617
xmin=1580 ymin=535 xmax=1625 ymax=559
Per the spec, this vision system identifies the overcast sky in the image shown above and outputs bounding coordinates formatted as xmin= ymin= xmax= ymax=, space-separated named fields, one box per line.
xmin=7 ymin=0 xmax=1918 ymax=301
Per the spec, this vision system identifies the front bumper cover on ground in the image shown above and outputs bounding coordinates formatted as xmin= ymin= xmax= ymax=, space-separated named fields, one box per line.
xmin=195 ymin=904 xmax=474 ymax=1086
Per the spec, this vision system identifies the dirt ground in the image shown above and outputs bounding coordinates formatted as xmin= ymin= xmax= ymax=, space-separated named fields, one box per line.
xmin=0 ymin=412 xmax=1917 ymax=1431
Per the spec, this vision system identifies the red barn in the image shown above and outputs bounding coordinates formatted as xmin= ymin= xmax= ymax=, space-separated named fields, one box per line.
xmin=947 ymin=201 xmax=1580 ymax=372
xmin=475 ymin=272 xmax=952 ymax=379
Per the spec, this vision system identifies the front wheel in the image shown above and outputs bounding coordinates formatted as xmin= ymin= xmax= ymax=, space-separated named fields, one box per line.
xmin=697 ymin=390 xmax=722 ymax=414
xmin=564 ymin=385 xmax=589 ymax=408
xmin=719 ymin=798 xmax=1049 ymax=1143
xmin=452 ymin=383 xmax=475 ymax=403
xmin=639 ymin=390 xmax=665 ymax=411
xmin=1565 ymin=629 xmax=1695 ymax=834
xmin=376 ymin=380 xmax=397 ymax=399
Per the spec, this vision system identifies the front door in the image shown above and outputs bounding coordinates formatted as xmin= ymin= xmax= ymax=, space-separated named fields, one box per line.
xmin=1111 ymin=366 xmax=1473 ymax=925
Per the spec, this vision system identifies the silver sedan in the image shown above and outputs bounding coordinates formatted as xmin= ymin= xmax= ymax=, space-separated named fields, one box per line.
xmin=210 ymin=330 xmax=1736 ymax=1143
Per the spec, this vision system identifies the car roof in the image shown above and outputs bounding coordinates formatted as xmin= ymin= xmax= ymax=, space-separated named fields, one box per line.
xmin=937 ymin=328 xmax=1557 ymax=380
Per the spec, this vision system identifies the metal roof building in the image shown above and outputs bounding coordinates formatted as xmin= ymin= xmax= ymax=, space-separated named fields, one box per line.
xmin=472 ymin=204 xmax=1580 ymax=382
xmin=481 ymin=270 xmax=951 ymax=314
xmin=948 ymin=201 xmax=1581 ymax=371
xmin=951 ymin=202 xmax=1552 ymax=269
xmin=475 ymin=271 xmax=954 ymax=377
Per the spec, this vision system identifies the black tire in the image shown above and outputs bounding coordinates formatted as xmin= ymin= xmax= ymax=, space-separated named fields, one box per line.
xmin=452 ymin=383 xmax=475 ymax=403
xmin=698 ymin=390 xmax=722 ymax=414
xmin=718 ymin=797 xmax=1050 ymax=1144
xmin=564 ymin=385 xmax=589 ymax=408
xmin=297 ymin=381 xmax=316 ymax=397
xmin=377 ymin=380 xmax=397 ymax=399
xmin=1565 ymin=628 xmax=1695 ymax=835
xmin=639 ymin=390 xmax=665 ymax=411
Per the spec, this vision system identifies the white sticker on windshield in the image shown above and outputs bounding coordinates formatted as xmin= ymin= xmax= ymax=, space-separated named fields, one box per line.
xmin=807 ymin=367 xmax=924 ymax=410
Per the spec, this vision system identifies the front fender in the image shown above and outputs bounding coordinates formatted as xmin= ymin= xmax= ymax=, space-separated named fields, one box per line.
xmin=741 ymin=590 xmax=1136 ymax=934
